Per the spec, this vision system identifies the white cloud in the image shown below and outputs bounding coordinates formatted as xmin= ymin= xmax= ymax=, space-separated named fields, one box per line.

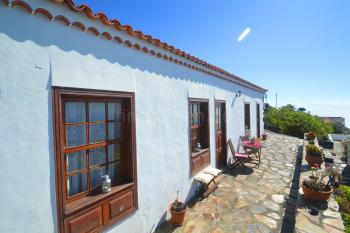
xmin=237 ymin=27 xmax=251 ymax=42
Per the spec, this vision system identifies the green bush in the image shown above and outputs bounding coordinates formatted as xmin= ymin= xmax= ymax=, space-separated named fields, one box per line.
xmin=264 ymin=105 xmax=334 ymax=138
xmin=335 ymin=185 xmax=350 ymax=232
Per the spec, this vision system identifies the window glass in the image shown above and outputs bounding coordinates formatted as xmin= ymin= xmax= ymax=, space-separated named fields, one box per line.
xmin=108 ymin=122 xmax=122 ymax=140
xmin=66 ymin=150 xmax=86 ymax=173
xmin=108 ymin=102 xmax=122 ymax=121
xmin=108 ymin=144 xmax=121 ymax=162
xmin=90 ymin=166 xmax=106 ymax=189
xmin=65 ymin=102 xmax=86 ymax=123
xmin=89 ymin=123 xmax=106 ymax=143
xmin=89 ymin=102 xmax=105 ymax=122
xmin=67 ymin=172 xmax=87 ymax=197
xmin=66 ymin=125 xmax=86 ymax=148
xmin=89 ymin=147 xmax=106 ymax=167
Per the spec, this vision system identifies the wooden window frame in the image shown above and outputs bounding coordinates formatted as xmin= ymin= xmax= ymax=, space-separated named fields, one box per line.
xmin=188 ymin=98 xmax=210 ymax=175
xmin=52 ymin=87 xmax=137 ymax=233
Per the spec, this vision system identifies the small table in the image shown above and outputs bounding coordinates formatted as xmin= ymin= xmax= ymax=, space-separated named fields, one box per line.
xmin=242 ymin=140 xmax=263 ymax=166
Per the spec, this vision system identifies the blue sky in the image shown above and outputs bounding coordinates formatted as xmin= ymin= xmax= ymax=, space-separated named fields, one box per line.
xmin=75 ymin=0 xmax=350 ymax=127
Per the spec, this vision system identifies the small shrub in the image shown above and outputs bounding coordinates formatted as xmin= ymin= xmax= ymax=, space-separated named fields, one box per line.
xmin=342 ymin=213 xmax=350 ymax=233
xmin=264 ymin=105 xmax=334 ymax=138
xmin=335 ymin=185 xmax=350 ymax=232
xmin=306 ymin=144 xmax=323 ymax=157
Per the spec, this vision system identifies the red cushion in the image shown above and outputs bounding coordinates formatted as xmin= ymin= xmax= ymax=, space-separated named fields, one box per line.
xmin=235 ymin=153 xmax=249 ymax=158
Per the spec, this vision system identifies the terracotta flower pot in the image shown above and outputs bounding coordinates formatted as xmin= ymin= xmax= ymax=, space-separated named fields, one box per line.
xmin=170 ymin=205 xmax=187 ymax=226
xmin=262 ymin=134 xmax=267 ymax=140
xmin=301 ymin=180 xmax=333 ymax=201
xmin=305 ymin=154 xmax=323 ymax=167
xmin=305 ymin=132 xmax=316 ymax=140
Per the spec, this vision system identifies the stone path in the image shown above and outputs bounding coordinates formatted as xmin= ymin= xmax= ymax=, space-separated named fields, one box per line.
xmin=156 ymin=132 xmax=304 ymax=233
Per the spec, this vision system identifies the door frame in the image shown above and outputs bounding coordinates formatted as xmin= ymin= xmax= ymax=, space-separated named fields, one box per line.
xmin=215 ymin=100 xmax=227 ymax=168
xmin=256 ymin=103 xmax=261 ymax=138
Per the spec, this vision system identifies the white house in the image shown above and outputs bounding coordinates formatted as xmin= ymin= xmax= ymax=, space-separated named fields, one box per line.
xmin=0 ymin=0 xmax=267 ymax=232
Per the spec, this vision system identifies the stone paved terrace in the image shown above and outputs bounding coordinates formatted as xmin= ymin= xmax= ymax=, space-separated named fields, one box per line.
xmin=295 ymin=141 xmax=345 ymax=233
xmin=156 ymin=132 xmax=345 ymax=233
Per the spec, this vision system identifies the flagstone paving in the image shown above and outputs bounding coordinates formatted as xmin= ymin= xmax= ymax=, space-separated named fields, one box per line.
xmin=156 ymin=132 xmax=304 ymax=233
xmin=156 ymin=132 xmax=345 ymax=233
xmin=294 ymin=141 xmax=345 ymax=233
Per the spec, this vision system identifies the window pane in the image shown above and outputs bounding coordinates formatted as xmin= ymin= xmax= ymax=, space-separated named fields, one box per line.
xmin=108 ymin=144 xmax=121 ymax=162
xmin=66 ymin=125 xmax=86 ymax=148
xmin=89 ymin=123 xmax=106 ymax=143
xmin=108 ymin=102 xmax=122 ymax=121
xmin=191 ymin=128 xmax=200 ymax=152
xmin=67 ymin=172 xmax=87 ymax=197
xmin=108 ymin=161 xmax=122 ymax=183
xmin=108 ymin=162 xmax=117 ymax=182
xmin=90 ymin=166 xmax=106 ymax=189
xmin=66 ymin=150 xmax=86 ymax=173
xmin=89 ymin=102 xmax=105 ymax=122
xmin=65 ymin=102 xmax=86 ymax=123
xmin=108 ymin=122 xmax=122 ymax=140
xmin=89 ymin=147 xmax=106 ymax=167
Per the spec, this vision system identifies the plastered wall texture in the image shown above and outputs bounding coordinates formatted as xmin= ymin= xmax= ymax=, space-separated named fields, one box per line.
xmin=0 ymin=1 xmax=265 ymax=232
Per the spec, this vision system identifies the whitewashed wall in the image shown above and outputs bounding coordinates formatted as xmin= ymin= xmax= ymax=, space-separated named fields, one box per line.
xmin=0 ymin=1 xmax=265 ymax=232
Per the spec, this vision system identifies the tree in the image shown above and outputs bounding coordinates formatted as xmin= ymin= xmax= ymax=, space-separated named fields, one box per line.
xmin=264 ymin=104 xmax=334 ymax=138
xmin=282 ymin=104 xmax=296 ymax=111
xmin=298 ymin=107 xmax=306 ymax=112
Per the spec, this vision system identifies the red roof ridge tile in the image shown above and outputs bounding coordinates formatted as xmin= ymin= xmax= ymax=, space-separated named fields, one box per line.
xmin=50 ymin=0 xmax=267 ymax=93
xmin=11 ymin=0 xmax=32 ymax=13
xmin=34 ymin=8 xmax=53 ymax=20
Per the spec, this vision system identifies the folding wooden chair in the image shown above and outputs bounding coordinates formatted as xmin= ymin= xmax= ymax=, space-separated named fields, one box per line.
xmin=240 ymin=136 xmax=259 ymax=156
xmin=228 ymin=138 xmax=249 ymax=168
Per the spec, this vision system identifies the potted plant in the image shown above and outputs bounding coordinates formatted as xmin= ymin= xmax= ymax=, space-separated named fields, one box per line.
xmin=301 ymin=165 xmax=341 ymax=201
xmin=305 ymin=144 xmax=324 ymax=167
xmin=170 ymin=191 xmax=187 ymax=226
xmin=262 ymin=132 xmax=268 ymax=140
xmin=305 ymin=131 xmax=316 ymax=140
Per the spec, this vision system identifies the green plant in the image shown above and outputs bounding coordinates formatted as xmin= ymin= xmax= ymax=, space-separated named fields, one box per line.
xmin=342 ymin=213 xmax=350 ymax=233
xmin=304 ymin=166 xmax=341 ymax=192
xmin=171 ymin=191 xmax=186 ymax=212
xmin=264 ymin=105 xmax=334 ymax=138
xmin=335 ymin=185 xmax=350 ymax=232
xmin=306 ymin=144 xmax=323 ymax=157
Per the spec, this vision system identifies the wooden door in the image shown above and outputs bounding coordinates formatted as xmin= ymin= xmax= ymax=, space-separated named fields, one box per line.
xmin=257 ymin=104 xmax=261 ymax=138
xmin=215 ymin=102 xmax=226 ymax=168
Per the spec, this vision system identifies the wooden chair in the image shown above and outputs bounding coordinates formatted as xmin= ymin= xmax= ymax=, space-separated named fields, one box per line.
xmin=240 ymin=136 xmax=259 ymax=156
xmin=228 ymin=138 xmax=249 ymax=168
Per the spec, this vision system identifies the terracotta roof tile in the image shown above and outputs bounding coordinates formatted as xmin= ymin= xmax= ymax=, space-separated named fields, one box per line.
xmin=71 ymin=21 xmax=86 ymax=31
xmin=54 ymin=15 xmax=70 ymax=26
xmin=11 ymin=0 xmax=32 ymax=13
xmin=34 ymin=8 xmax=53 ymax=20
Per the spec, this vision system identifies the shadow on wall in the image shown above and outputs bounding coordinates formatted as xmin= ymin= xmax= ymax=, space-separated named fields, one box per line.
xmin=0 ymin=6 xmax=262 ymax=99
xmin=47 ymin=60 xmax=58 ymax=233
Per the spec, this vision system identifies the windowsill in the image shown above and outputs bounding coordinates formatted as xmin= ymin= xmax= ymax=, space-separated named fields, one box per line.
xmin=191 ymin=148 xmax=210 ymax=157
xmin=64 ymin=182 xmax=134 ymax=216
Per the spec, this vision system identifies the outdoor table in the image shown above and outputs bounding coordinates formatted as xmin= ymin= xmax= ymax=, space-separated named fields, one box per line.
xmin=242 ymin=140 xmax=263 ymax=165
